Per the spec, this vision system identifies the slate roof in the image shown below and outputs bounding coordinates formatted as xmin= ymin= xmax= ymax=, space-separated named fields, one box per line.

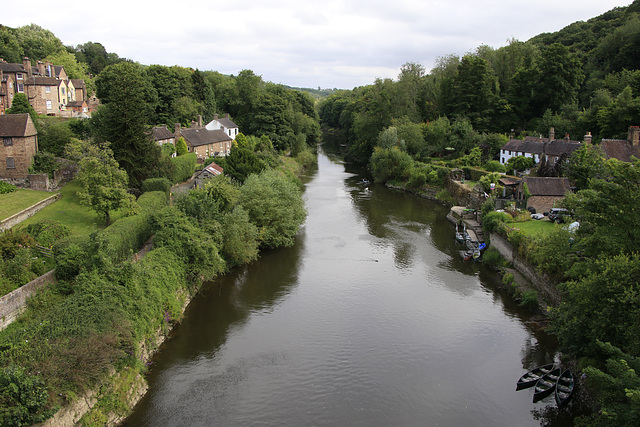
xmin=181 ymin=128 xmax=231 ymax=147
xmin=502 ymin=137 xmax=581 ymax=157
xmin=66 ymin=101 xmax=86 ymax=108
xmin=151 ymin=126 xmax=175 ymax=141
xmin=498 ymin=177 xmax=521 ymax=186
xmin=0 ymin=114 xmax=36 ymax=137
xmin=600 ymin=139 xmax=640 ymax=162
xmin=218 ymin=117 xmax=238 ymax=129
xmin=521 ymin=177 xmax=571 ymax=196
xmin=0 ymin=62 xmax=25 ymax=73
xmin=26 ymin=76 xmax=59 ymax=86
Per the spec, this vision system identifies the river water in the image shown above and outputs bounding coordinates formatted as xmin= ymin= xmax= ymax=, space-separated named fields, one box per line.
xmin=123 ymin=137 xmax=570 ymax=426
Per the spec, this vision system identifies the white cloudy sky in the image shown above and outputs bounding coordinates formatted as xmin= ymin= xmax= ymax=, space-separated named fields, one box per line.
xmin=3 ymin=0 xmax=631 ymax=89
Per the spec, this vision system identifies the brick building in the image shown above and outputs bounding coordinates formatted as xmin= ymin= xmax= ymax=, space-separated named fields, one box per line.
xmin=0 ymin=113 xmax=38 ymax=179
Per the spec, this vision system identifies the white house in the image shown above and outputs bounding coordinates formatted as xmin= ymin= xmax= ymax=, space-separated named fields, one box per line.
xmin=205 ymin=113 xmax=239 ymax=140
xmin=500 ymin=127 xmax=581 ymax=166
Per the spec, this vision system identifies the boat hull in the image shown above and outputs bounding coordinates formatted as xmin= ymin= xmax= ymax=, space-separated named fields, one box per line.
xmin=516 ymin=364 xmax=555 ymax=391
xmin=555 ymin=369 xmax=575 ymax=407
xmin=533 ymin=367 xmax=561 ymax=402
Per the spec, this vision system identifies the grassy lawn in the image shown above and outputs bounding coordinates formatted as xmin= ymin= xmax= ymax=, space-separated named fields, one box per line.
xmin=507 ymin=218 xmax=557 ymax=236
xmin=19 ymin=181 xmax=126 ymax=236
xmin=0 ymin=189 xmax=55 ymax=221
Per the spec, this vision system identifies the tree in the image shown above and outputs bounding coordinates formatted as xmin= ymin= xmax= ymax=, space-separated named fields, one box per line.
xmin=225 ymin=147 xmax=265 ymax=182
xmin=450 ymin=55 xmax=496 ymax=132
xmin=75 ymin=145 xmax=135 ymax=226
xmin=563 ymin=157 xmax=640 ymax=260
xmin=565 ymin=142 xmax=607 ymax=190
xmin=534 ymin=43 xmax=584 ymax=114
xmin=239 ymin=170 xmax=307 ymax=249
xmin=175 ymin=137 xmax=188 ymax=156
xmin=13 ymin=24 xmax=65 ymax=61
xmin=92 ymin=62 xmax=161 ymax=187
xmin=6 ymin=93 xmax=38 ymax=123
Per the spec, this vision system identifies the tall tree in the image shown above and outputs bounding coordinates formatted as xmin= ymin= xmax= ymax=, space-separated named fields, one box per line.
xmin=534 ymin=43 xmax=584 ymax=114
xmin=450 ymin=55 xmax=496 ymax=132
xmin=92 ymin=62 xmax=160 ymax=187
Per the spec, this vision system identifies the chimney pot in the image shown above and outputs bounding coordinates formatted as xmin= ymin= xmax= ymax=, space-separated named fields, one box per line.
xmin=584 ymin=132 xmax=592 ymax=144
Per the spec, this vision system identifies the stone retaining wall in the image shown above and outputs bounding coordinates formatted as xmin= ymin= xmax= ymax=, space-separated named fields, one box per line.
xmin=489 ymin=232 xmax=562 ymax=305
xmin=0 ymin=193 xmax=61 ymax=232
xmin=0 ymin=270 xmax=56 ymax=331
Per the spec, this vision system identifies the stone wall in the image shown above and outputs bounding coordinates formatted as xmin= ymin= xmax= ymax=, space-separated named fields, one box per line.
xmin=0 ymin=193 xmax=60 ymax=232
xmin=0 ymin=270 xmax=55 ymax=331
xmin=489 ymin=232 xmax=562 ymax=305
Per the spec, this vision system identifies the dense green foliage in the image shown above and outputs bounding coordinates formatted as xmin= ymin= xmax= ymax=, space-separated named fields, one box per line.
xmin=0 ymin=182 xmax=16 ymax=195
xmin=170 ymin=153 xmax=197 ymax=184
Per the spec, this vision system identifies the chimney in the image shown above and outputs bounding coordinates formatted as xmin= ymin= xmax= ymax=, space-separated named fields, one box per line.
xmin=37 ymin=61 xmax=45 ymax=76
xmin=225 ymin=113 xmax=230 ymax=119
xmin=45 ymin=61 xmax=52 ymax=77
xmin=584 ymin=132 xmax=592 ymax=144
xmin=628 ymin=126 xmax=640 ymax=147
xmin=564 ymin=133 xmax=570 ymax=142
xmin=197 ymin=115 xmax=202 ymax=127
xmin=22 ymin=57 xmax=32 ymax=77
xmin=174 ymin=123 xmax=181 ymax=136
xmin=213 ymin=113 xmax=218 ymax=121
xmin=549 ymin=127 xmax=555 ymax=141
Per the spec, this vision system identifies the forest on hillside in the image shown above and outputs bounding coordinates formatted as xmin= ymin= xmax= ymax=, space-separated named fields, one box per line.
xmin=318 ymin=0 xmax=640 ymax=163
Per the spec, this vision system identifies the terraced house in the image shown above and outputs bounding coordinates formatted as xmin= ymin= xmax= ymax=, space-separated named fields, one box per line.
xmin=0 ymin=57 xmax=87 ymax=117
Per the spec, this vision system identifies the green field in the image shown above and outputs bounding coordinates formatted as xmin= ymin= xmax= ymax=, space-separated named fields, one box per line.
xmin=0 ymin=188 xmax=55 ymax=221
xmin=19 ymin=181 xmax=124 ymax=236
xmin=508 ymin=217 xmax=557 ymax=236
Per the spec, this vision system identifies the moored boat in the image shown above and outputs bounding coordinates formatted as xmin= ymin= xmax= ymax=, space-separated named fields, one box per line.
xmin=516 ymin=364 xmax=555 ymax=390
xmin=555 ymin=369 xmax=575 ymax=407
xmin=533 ymin=367 xmax=561 ymax=402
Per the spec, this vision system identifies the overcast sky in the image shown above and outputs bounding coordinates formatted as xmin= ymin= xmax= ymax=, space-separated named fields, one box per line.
xmin=3 ymin=0 xmax=632 ymax=89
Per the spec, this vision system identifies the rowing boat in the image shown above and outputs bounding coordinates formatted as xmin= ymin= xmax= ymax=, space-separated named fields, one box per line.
xmin=555 ymin=369 xmax=575 ymax=407
xmin=533 ymin=367 xmax=561 ymax=402
xmin=515 ymin=364 xmax=555 ymax=391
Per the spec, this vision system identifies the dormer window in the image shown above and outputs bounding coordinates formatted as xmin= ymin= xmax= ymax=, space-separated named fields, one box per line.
xmin=16 ymin=73 xmax=23 ymax=80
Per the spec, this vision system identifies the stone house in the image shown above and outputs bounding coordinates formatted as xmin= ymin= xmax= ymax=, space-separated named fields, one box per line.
xmin=205 ymin=113 xmax=239 ymax=140
xmin=0 ymin=57 xmax=86 ymax=117
xmin=176 ymin=115 xmax=233 ymax=160
xmin=0 ymin=113 xmax=38 ymax=180
xmin=599 ymin=125 xmax=640 ymax=162
xmin=516 ymin=176 xmax=571 ymax=214
xmin=500 ymin=127 xmax=582 ymax=168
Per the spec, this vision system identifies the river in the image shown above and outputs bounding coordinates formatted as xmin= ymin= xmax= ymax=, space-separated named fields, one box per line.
xmin=123 ymin=136 xmax=572 ymax=426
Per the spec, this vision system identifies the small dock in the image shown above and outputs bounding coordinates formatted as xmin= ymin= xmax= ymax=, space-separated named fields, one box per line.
xmin=446 ymin=206 xmax=485 ymax=243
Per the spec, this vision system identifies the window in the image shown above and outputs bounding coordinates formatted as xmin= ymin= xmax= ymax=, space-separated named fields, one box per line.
xmin=61 ymin=87 xmax=65 ymax=95
xmin=17 ymin=83 xmax=24 ymax=93
xmin=45 ymin=86 xmax=51 ymax=93
xmin=46 ymin=100 xmax=52 ymax=110
xmin=3 ymin=137 xmax=12 ymax=146
xmin=16 ymin=73 xmax=23 ymax=80
xmin=6 ymin=158 xmax=15 ymax=169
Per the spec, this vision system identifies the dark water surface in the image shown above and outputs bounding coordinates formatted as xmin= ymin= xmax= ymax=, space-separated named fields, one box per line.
xmin=124 ymin=139 xmax=568 ymax=426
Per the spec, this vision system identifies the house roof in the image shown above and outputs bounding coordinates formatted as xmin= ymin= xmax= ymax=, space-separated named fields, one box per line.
xmin=600 ymin=139 xmax=640 ymax=162
xmin=498 ymin=177 xmax=520 ymax=186
xmin=0 ymin=114 xmax=37 ymax=137
xmin=200 ymin=162 xmax=224 ymax=176
xmin=26 ymin=76 xmax=59 ymax=86
xmin=521 ymin=177 xmax=571 ymax=196
xmin=151 ymin=126 xmax=174 ymax=141
xmin=66 ymin=101 xmax=86 ymax=108
xmin=502 ymin=137 xmax=581 ymax=157
xmin=0 ymin=62 xmax=25 ymax=73
xmin=181 ymin=128 xmax=232 ymax=147
xmin=217 ymin=117 xmax=237 ymax=129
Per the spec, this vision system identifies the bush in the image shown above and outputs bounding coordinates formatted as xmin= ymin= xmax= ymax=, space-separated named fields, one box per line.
xmin=53 ymin=236 xmax=92 ymax=281
xmin=0 ymin=365 xmax=56 ymax=426
xmin=29 ymin=152 xmax=60 ymax=179
xmin=482 ymin=211 xmax=511 ymax=233
xmin=407 ymin=168 xmax=427 ymax=189
xmin=141 ymin=178 xmax=172 ymax=197
xmin=170 ymin=153 xmax=197 ymax=184
xmin=482 ymin=247 xmax=503 ymax=268
xmin=502 ymin=272 xmax=514 ymax=286
xmin=519 ymin=289 xmax=538 ymax=310
xmin=137 ymin=191 xmax=168 ymax=212
xmin=484 ymin=160 xmax=506 ymax=173
xmin=0 ymin=182 xmax=16 ymax=194
xmin=24 ymin=220 xmax=71 ymax=248
xmin=435 ymin=188 xmax=452 ymax=203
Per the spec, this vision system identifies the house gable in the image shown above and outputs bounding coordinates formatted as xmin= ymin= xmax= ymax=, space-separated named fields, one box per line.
xmin=0 ymin=113 xmax=38 ymax=179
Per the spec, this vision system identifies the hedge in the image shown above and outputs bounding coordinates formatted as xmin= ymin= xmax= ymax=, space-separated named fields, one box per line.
xmin=171 ymin=153 xmax=197 ymax=184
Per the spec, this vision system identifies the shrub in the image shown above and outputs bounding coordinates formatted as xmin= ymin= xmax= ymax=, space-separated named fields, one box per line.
xmin=435 ymin=188 xmax=452 ymax=204
xmin=484 ymin=160 xmax=506 ymax=173
xmin=29 ymin=152 xmax=60 ymax=179
xmin=137 ymin=191 xmax=168 ymax=212
xmin=0 ymin=365 xmax=56 ymax=426
xmin=0 ymin=181 xmax=17 ymax=194
xmin=482 ymin=247 xmax=503 ymax=268
xmin=24 ymin=220 xmax=71 ymax=248
xmin=171 ymin=153 xmax=197 ymax=184
xmin=482 ymin=211 xmax=511 ymax=233
xmin=141 ymin=178 xmax=172 ymax=197
xmin=407 ymin=168 xmax=427 ymax=189
xmin=53 ymin=236 xmax=92 ymax=281
xmin=519 ymin=289 xmax=539 ymax=310
xmin=502 ymin=272 xmax=514 ymax=286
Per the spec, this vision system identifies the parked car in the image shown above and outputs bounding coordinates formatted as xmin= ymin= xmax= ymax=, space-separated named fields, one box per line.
xmin=531 ymin=213 xmax=545 ymax=220
xmin=548 ymin=208 xmax=569 ymax=223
